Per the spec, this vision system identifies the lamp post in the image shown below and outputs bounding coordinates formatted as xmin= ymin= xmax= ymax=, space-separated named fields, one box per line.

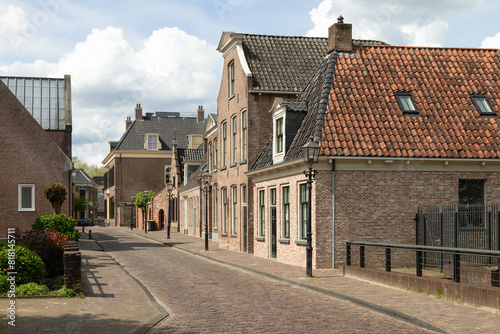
xmin=302 ymin=140 xmax=320 ymax=278
xmin=166 ymin=182 xmax=173 ymax=239
xmin=201 ymin=172 xmax=212 ymax=251
xmin=143 ymin=189 xmax=148 ymax=234
xmin=130 ymin=195 xmax=135 ymax=230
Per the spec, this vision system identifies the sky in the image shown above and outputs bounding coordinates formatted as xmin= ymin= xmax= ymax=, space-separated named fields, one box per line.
xmin=1 ymin=0 xmax=500 ymax=166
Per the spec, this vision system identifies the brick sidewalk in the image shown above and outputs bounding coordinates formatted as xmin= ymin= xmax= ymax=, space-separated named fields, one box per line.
xmin=126 ymin=227 xmax=500 ymax=334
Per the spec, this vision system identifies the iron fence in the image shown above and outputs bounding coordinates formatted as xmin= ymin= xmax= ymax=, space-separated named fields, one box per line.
xmin=417 ymin=203 xmax=500 ymax=269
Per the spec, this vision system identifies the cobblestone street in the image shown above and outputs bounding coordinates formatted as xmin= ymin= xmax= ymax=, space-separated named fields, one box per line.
xmin=94 ymin=228 xmax=433 ymax=333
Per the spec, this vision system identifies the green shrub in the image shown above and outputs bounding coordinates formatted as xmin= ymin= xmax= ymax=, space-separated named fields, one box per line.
xmin=0 ymin=244 xmax=45 ymax=285
xmin=18 ymin=228 xmax=69 ymax=278
xmin=0 ymin=275 xmax=9 ymax=293
xmin=0 ymin=240 xmax=7 ymax=249
xmin=53 ymin=285 xmax=81 ymax=297
xmin=16 ymin=283 xmax=49 ymax=295
xmin=33 ymin=214 xmax=80 ymax=241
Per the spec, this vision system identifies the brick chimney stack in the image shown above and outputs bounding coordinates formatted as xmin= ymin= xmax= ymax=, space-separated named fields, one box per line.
xmin=135 ymin=103 xmax=143 ymax=120
xmin=126 ymin=116 xmax=132 ymax=130
xmin=328 ymin=15 xmax=352 ymax=53
xmin=197 ymin=105 xmax=205 ymax=123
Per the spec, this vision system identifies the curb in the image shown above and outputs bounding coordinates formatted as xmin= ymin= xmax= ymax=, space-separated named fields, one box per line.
xmin=87 ymin=237 xmax=170 ymax=334
xmin=126 ymin=231 xmax=448 ymax=334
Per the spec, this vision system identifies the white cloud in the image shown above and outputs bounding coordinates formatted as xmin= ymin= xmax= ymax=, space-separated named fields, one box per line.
xmin=1 ymin=26 xmax=221 ymax=166
xmin=306 ymin=0 xmax=484 ymax=46
xmin=481 ymin=32 xmax=500 ymax=48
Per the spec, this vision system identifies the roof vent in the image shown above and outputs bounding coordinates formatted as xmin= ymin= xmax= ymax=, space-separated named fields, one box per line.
xmin=328 ymin=15 xmax=352 ymax=53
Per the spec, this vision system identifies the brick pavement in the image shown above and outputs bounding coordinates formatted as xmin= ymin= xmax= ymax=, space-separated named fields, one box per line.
xmin=0 ymin=235 xmax=165 ymax=334
xmin=124 ymin=227 xmax=500 ymax=334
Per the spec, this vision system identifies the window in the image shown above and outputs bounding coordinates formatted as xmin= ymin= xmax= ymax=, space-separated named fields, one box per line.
xmin=222 ymin=187 xmax=228 ymax=234
xmin=258 ymin=189 xmax=265 ymax=237
xmin=213 ymin=138 xmax=218 ymax=169
xmin=165 ymin=166 xmax=171 ymax=185
xmin=214 ymin=185 xmax=218 ymax=229
xmin=282 ymin=186 xmax=290 ymax=239
xmin=241 ymin=184 xmax=247 ymax=228
xmin=299 ymin=183 xmax=309 ymax=240
xmin=275 ymin=117 xmax=284 ymax=153
xmin=229 ymin=61 xmax=235 ymax=97
xmin=231 ymin=186 xmax=237 ymax=235
xmin=471 ymin=95 xmax=494 ymax=114
xmin=18 ymin=184 xmax=35 ymax=211
xmin=221 ymin=122 xmax=227 ymax=168
xmin=231 ymin=115 xmax=237 ymax=165
xmin=459 ymin=179 xmax=485 ymax=230
xmin=241 ymin=109 xmax=247 ymax=161
xmin=208 ymin=143 xmax=213 ymax=172
xmin=79 ymin=188 xmax=86 ymax=197
xmin=146 ymin=134 xmax=159 ymax=150
xmin=395 ymin=93 xmax=418 ymax=114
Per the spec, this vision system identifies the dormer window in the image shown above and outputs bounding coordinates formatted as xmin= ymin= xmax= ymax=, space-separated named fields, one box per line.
xmin=145 ymin=133 xmax=160 ymax=150
xmin=471 ymin=95 xmax=494 ymax=115
xmin=395 ymin=93 xmax=418 ymax=114
xmin=276 ymin=118 xmax=284 ymax=153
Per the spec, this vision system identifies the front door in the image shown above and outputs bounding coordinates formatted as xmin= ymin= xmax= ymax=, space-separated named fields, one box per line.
xmin=159 ymin=210 xmax=164 ymax=230
xmin=270 ymin=207 xmax=277 ymax=258
xmin=242 ymin=206 xmax=247 ymax=252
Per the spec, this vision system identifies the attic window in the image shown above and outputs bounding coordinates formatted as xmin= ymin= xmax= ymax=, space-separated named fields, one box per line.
xmin=471 ymin=95 xmax=494 ymax=115
xmin=395 ymin=93 xmax=418 ymax=114
xmin=145 ymin=133 xmax=160 ymax=150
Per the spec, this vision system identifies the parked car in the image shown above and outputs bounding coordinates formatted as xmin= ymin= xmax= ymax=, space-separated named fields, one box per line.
xmin=78 ymin=218 xmax=93 ymax=226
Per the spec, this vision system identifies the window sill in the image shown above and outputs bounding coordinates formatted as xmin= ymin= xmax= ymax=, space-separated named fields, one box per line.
xmin=295 ymin=240 xmax=307 ymax=245
xmin=230 ymin=163 xmax=237 ymax=168
xmin=278 ymin=239 xmax=290 ymax=244
xmin=220 ymin=167 xmax=227 ymax=171
xmin=230 ymin=234 xmax=238 ymax=238
xmin=239 ymin=160 xmax=247 ymax=165
xmin=221 ymin=233 xmax=228 ymax=237
xmin=213 ymin=227 xmax=218 ymax=231
xmin=256 ymin=236 xmax=265 ymax=242
xmin=228 ymin=95 xmax=235 ymax=101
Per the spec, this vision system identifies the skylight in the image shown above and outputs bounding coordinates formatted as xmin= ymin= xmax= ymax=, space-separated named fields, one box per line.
xmin=395 ymin=93 xmax=418 ymax=114
xmin=471 ymin=95 xmax=494 ymax=115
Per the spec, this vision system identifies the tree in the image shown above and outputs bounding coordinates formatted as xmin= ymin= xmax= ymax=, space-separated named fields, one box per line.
xmin=134 ymin=190 xmax=156 ymax=226
xmin=74 ymin=195 xmax=87 ymax=215
xmin=73 ymin=157 xmax=104 ymax=177
xmin=43 ymin=182 xmax=67 ymax=214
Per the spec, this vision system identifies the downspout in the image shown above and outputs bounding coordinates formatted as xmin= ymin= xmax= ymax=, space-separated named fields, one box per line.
xmin=331 ymin=159 xmax=336 ymax=268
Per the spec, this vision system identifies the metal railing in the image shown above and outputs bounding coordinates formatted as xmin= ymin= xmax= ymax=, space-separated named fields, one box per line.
xmin=346 ymin=241 xmax=500 ymax=285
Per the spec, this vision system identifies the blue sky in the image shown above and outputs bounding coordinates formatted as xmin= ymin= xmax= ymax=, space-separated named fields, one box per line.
xmin=1 ymin=0 xmax=500 ymax=165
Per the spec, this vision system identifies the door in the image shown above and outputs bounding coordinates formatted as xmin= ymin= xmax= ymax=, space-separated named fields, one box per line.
xmin=159 ymin=210 xmax=165 ymax=230
xmin=270 ymin=207 xmax=277 ymax=258
xmin=242 ymin=206 xmax=247 ymax=252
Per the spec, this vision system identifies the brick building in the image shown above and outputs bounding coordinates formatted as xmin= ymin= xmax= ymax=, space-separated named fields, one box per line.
xmin=0 ymin=75 xmax=73 ymax=236
xmin=248 ymin=18 xmax=500 ymax=269
xmin=72 ymin=169 xmax=98 ymax=223
xmin=102 ymin=104 xmax=205 ymax=227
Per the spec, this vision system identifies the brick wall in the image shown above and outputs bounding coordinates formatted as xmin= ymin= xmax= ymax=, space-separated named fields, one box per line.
xmin=0 ymin=80 xmax=71 ymax=237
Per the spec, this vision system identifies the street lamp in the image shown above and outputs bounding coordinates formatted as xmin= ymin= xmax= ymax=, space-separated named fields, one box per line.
xmin=130 ymin=195 xmax=135 ymax=230
xmin=166 ymin=182 xmax=174 ymax=239
xmin=302 ymin=140 xmax=320 ymax=278
xmin=201 ymin=172 xmax=212 ymax=251
xmin=143 ymin=189 xmax=148 ymax=234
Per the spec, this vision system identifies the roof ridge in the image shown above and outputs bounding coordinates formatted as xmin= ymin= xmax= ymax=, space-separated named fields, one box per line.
xmin=313 ymin=53 xmax=338 ymax=143
xmin=359 ymin=44 xmax=500 ymax=52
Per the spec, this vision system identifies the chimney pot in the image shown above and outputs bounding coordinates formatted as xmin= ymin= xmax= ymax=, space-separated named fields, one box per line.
xmin=328 ymin=16 xmax=352 ymax=53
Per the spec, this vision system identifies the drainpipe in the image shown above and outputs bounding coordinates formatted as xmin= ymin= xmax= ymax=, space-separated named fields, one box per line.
xmin=331 ymin=159 xmax=336 ymax=268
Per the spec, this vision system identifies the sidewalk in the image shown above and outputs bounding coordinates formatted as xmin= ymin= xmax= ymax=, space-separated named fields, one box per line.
xmin=0 ymin=234 xmax=166 ymax=334
xmin=126 ymin=227 xmax=500 ymax=334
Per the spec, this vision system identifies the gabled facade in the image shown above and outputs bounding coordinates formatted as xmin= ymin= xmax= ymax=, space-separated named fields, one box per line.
xmin=0 ymin=75 xmax=73 ymax=236
xmin=102 ymin=104 xmax=205 ymax=227
xmin=72 ymin=169 xmax=98 ymax=223
xmin=248 ymin=18 xmax=500 ymax=269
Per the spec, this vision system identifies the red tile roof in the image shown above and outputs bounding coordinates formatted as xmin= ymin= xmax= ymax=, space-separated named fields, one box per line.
xmin=322 ymin=45 xmax=500 ymax=159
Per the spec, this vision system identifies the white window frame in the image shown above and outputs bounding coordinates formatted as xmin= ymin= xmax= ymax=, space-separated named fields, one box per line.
xmin=231 ymin=185 xmax=237 ymax=235
xmin=298 ymin=182 xmax=308 ymax=240
xmin=229 ymin=60 xmax=235 ymax=98
xmin=213 ymin=185 xmax=218 ymax=230
xmin=208 ymin=142 xmax=213 ymax=172
xmin=272 ymin=106 xmax=286 ymax=164
xmin=222 ymin=187 xmax=228 ymax=234
xmin=221 ymin=122 xmax=227 ymax=168
xmin=213 ymin=138 xmax=218 ymax=170
xmin=165 ymin=166 xmax=171 ymax=185
xmin=281 ymin=185 xmax=290 ymax=239
xmin=258 ymin=189 xmax=265 ymax=237
xmin=145 ymin=133 xmax=160 ymax=150
xmin=240 ymin=109 xmax=247 ymax=162
xmin=231 ymin=115 xmax=237 ymax=165
xmin=18 ymin=184 xmax=35 ymax=211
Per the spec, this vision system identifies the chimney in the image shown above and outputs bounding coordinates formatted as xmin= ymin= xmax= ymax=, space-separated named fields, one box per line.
xmin=125 ymin=117 xmax=132 ymax=130
xmin=197 ymin=105 xmax=205 ymax=123
xmin=328 ymin=15 xmax=352 ymax=53
xmin=135 ymin=103 xmax=143 ymax=120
